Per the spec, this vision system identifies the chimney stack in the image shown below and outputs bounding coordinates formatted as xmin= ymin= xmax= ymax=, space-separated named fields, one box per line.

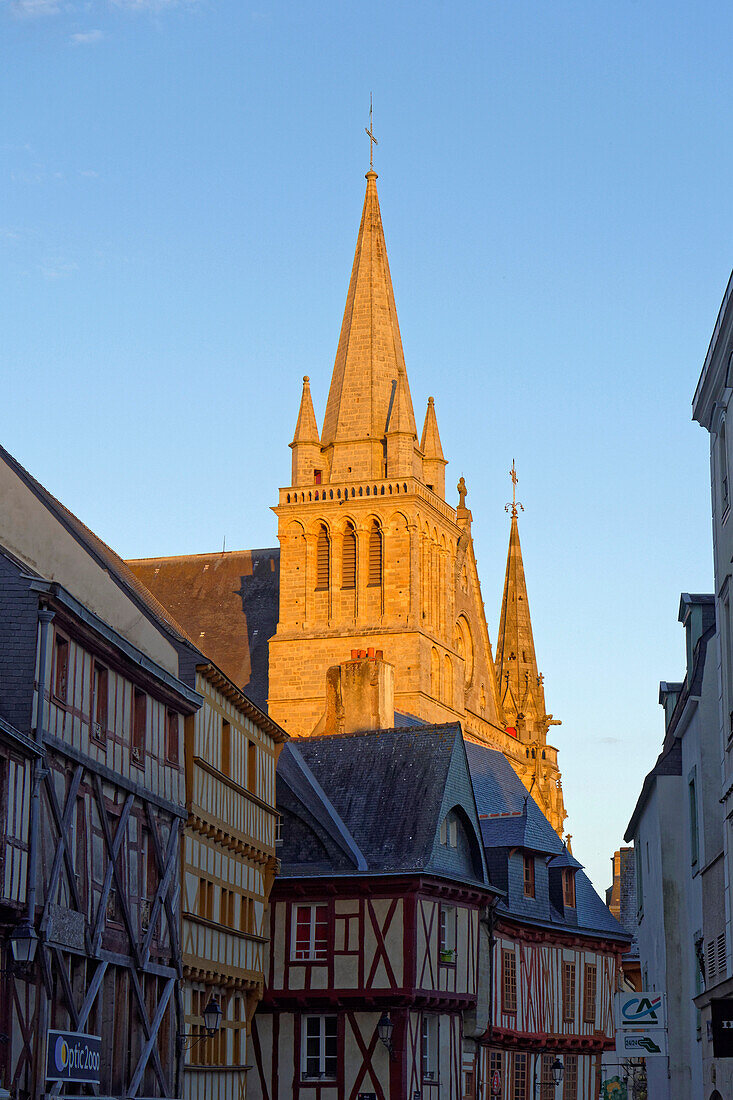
xmin=324 ymin=650 xmax=395 ymax=736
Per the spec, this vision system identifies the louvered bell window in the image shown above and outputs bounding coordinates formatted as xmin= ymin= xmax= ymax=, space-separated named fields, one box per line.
xmin=342 ymin=526 xmax=356 ymax=589
xmin=316 ymin=527 xmax=330 ymax=590
xmin=367 ymin=523 xmax=382 ymax=587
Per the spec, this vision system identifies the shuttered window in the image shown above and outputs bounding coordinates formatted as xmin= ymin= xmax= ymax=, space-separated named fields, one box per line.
xmin=53 ymin=634 xmax=69 ymax=703
xmin=523 ymin=854 xmax=535 ymax=898
xmin=502 ymin=948 xmax=517 ymax=1013
xmin=342 ymin=525 xmax=356 ymax=589
xmin=563 ymin=868 xmax=576 ymax=908
xmin=132 ymin=688 xmax=146 ymax=763
xmin=563 ymin=1055 xmax=578 ymax=1100
xmin=316 ymin=526 xmax=330 ymax=590
xmin=367 ymin=523 xmax=382 ymax=586
xmin=583 ymin=963 xmax=597 ymax=1022
xmin=563 ymin=961 xmax=576 ymax=1020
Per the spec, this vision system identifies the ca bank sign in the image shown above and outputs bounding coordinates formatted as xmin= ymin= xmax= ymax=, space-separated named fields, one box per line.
xmin=615 ymin=992 xmax=667 ymax=1030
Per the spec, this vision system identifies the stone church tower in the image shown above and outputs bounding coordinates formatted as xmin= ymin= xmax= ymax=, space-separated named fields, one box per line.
xmin=267 ymin=168 xmax=566 ymax=834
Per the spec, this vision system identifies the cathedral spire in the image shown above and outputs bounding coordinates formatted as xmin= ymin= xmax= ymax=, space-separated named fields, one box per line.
xmin=495 ymin=465 xmax=548 ymax=740
xmin=321 ymin=170 xmax=418 ymax=481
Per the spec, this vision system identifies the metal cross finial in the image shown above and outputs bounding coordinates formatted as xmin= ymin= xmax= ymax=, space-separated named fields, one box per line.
xmin=365 ymin=93 xmax=378 ymax=170
xmin=505 ymin=459 xmax=524 ymax=517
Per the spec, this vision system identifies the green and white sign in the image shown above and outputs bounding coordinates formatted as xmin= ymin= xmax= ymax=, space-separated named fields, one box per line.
xmin=615 ymin=1026 xmax=668 ymax=1057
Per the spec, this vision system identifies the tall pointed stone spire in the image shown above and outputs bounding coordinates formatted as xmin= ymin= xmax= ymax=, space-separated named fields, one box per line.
xmin=321 ymin=171 xmax=418 ymax=482
xmin=495 ymin=465 xmax=567 ymax=837
xmin=290 ymin=375 xmax=322 ymax=485
xmin=495 ymin=465 xmax=548 ymax=740
xmin=420 ymin=396 xmax=447 ymax=497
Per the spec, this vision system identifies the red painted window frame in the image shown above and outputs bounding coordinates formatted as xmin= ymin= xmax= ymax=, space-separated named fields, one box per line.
xmin=292 ymin=903 xmax=329 ymax=962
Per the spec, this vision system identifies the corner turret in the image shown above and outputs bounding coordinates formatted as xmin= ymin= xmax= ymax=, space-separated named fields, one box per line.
xmin=420 ymin=396 xmax=447 ymax=497
xmin=290 ymin=376 xmax=322 ymax=486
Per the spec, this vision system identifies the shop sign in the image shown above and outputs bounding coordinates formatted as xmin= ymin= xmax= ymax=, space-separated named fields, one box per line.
xmin=46 ymin=1030 xmax=101 ymax=1083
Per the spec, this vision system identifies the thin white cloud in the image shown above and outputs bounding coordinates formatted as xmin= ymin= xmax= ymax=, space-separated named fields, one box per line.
xmin=40 ymin=258 xmax=78 ymax=279
xmin=111 ymin=0 xmax=193 ymax=9
xmin=79 ymin=168 xmax=99 ymax=177
xmin=7 ymin=0 xmax=63 ymax=15
xmin=70 ymin=27 xmax=103 ymax=43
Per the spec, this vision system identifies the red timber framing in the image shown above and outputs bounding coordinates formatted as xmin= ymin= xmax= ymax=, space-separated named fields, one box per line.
xmin=4 ymin=597 xmax=200 ymax=1100
xmin=471 ymin=916 xmax=627 ymax=1099
xmin=249 ymin=874 xmax=495 ymax=1100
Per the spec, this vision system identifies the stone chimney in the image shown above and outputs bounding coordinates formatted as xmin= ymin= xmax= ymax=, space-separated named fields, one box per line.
xmin=324 ymin=649 xmax=395 ymax=736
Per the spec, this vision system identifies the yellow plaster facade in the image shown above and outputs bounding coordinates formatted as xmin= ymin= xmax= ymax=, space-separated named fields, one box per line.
xmin=268 ymin=169 xmax=566 ymax=835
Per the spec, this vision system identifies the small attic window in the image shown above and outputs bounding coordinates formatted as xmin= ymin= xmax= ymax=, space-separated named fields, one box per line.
xmin=440 ymin=814 xmax=458 ymax=848
xmin=563 ymin=868 xmax=576 ymax=908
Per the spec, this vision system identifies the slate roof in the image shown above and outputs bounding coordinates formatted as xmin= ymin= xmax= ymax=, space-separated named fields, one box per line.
xmin=280 ymin=724 xmax=490 ymax=887
xmin=0 ymin=444 xmax=195 ymax=650
xmin=466 ymin=741 xmax=629 ymax=941
xmin=126 ymin=548 xmax=279 ymax=710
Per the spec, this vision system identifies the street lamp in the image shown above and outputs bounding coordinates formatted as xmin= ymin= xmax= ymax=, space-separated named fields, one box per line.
xmin=551 ymin=1057 xmax=564 ymax=1086
xmin=9 ymin=920 xmax=38 ymax=965
xmin=178 ymin=996 xmax=223 ymax=1050
xmin=376 ymin=1013 xmax=394 ymax=1057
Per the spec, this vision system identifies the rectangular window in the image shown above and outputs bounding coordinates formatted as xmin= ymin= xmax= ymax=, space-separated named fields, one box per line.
xmin=198 ymin=878 xmax=214 ymax=921
xmin=583 ymin=963 xmax=597 ymax=1022
xmin=635 ymin=841 xmax=644 ymax=914
xmin=53 ymin=634 xmax=69 ymax=703
xmin=275 ymin=817 xmax=283 ymax=845
xmin=563 ymin=961 xmax=576 ymax=1020
xmin=489 ymin=1051 xmax=502 ymax=1088
xmin=166 ymin=709 xmax=179 ymax=763
xmin=221 ymin=888 xmax=235 ymax=928
xmin=439 ymin=905 xmax=456 ymax=961
xmin=512 ymin=1052 xmax=528 ymax=1100
xmin=247 ymin=741 xmax=257 ymax=795
xmin=302 ymin=1015 xmax=337 ymax=1079
xmin=563 ymin=1055 xmax=578 ymax=1100
xmin=240 ymin=895 xmax=252 ymax=935
xmin=421 ymin=1015 xmax=438 ymax=1081
xmin=540 ymin=1054 xmax=555 ymax=1100
xmin=689 ymin=771 xmax=699 ymax=866
xmin=314 ymin=470 xmax=322 ymax=485
xmin=221 ymin=719 xmax=231 ymax=775
xmin=132 ymin=688 xmax=146 ymax=763
xmin=563 ymin=869 xmax=576 ymax=908
xmin=292 ymin=903 xmax=328 ymax=961
xmin=90 ymin=662 xmax=107 ymax=741
xmin=523 ymin=854 xmax=535 ymax=898
xmin=502 ymin=948 xmax=517 ymax=1013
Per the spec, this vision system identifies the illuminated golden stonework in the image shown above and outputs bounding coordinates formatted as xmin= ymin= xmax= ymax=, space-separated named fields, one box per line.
xmin=267 ymin=170 xmax=567 ymax=835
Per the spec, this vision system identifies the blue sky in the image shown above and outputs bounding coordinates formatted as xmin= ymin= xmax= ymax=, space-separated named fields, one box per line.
xmin=2 ymin=0 xmax=730 ymax=892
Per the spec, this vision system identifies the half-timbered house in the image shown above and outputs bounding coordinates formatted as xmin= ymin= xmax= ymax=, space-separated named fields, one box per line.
xmin=0 ymin=445 xmax=203 ymax=1100
xmin=466 ymin=743 xmax=632 ymax=1100
xmin=180 ymin=660 xmax=286 ymax=1100
xmin=249 ymin=718 xmax=500 ymax=1100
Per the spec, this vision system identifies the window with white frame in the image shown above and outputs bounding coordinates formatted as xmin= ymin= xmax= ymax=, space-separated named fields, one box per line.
xmin=302 ymin=1015 xmax=337 ymax=1079
xmin=292 ymin=903 xmax=329 ymax=961
xmin=439 ymin=904 xmax=457 ymax=961
xmin=421 ymin=1014 xmax=438 ymax=1081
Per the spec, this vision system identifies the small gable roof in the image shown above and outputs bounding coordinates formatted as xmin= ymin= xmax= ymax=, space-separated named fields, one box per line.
xmin=466 ymin=742 xmax=629 ymax=941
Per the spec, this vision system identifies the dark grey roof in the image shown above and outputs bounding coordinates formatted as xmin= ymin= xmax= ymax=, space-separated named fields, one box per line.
xmin=277 ymin=744 xmax=367 ymax=870
xmin=548 ymin=847 xmax=583 ymax=871
xmin=466 ymin=742 xmax=629 ymax=941
xmin=280 ymin=724 xmax=489 ymax=886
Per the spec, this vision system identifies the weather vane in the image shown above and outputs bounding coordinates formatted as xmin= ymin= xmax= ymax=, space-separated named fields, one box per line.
xmin=365 ymin=93 xmax=378 ymax=170
xmin=505 ymin=459 xmax=524 ymax=518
